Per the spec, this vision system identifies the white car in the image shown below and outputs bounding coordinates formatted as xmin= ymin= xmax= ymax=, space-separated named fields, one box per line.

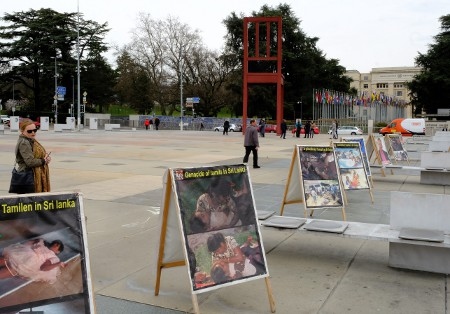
xmin=214 ymin=124 xmax=242 ymax=132
xmin=328 ymin=126 xmax=363 ymax=135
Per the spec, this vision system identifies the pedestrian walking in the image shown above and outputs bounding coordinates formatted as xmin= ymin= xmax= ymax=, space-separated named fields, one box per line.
xmin=331 ymin=120 xmax=338 ymax=139
xmin=243 ymin=119 xmax=260 ymax=169
xmin=280 ymin=119 xmax=287 ymax=139
xmin=304 ymin=121 xmax=311 ymax=138
xmin=310 ymin=121 xmax=316 ymax=138
xmin=223 ymin=120 xmax=230 ymax=135
xmin=259 ymin=119 xmax=266 ymax=137
xmin=295 ymin=119 xmax=302 ymax=138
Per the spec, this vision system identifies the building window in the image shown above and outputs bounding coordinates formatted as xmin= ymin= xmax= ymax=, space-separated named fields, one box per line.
xmin=376 ymin=83 xmax=388 ymax=88
xmin=396 ymin=90 xmax=403 ymax=97
xmin=363 ymin=76 xmax=369 ymax=81
xmin=394 ymin=83 xmax=403 ymax=88
xmin=363 ymin=84 xmax=368 ymax=88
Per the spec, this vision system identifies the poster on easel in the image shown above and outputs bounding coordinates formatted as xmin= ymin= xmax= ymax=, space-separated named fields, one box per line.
xmin=340 ymin=136 xmax=372 ymax=177
xmin=280 ymin=145 xmax=345 ymax=220
xmin=155 ymin=164 xmax=275 ymax=313
xmin=333 ymin=142 xmax=374 ymax=203
xmin=0 ymin=192 xmax=95 ymax=314
xmin=387 ymin=134 xmax=409 ymax=163
xmin=371 ymin=134 xmax=392 ymax=166
xmin=333 ymin=142 xmax=370 ymax=190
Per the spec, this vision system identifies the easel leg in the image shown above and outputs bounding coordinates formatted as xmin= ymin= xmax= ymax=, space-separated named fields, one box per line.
xmin=192 ymin=294 xmax=200 ymax=314
xmin=369 ymin=189 xmax=374 ymax=204
xmin=155 ymin=172 xmax=173 ymax=296
xmin=341 ymin=207 xmax=347 ymax=221
xmin=155 ymin=266 xmax=163 ymax=296
xmin=265 ymin=277 xmax=276 ymax=313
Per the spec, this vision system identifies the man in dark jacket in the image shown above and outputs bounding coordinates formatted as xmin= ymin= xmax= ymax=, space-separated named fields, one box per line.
xmin=243 ymin=119 xmax=260 ymax=168
xmin=280 ymin=119 xmax=287 ymax=139
xmin=223 ymin=120 xmax=230 ymax=135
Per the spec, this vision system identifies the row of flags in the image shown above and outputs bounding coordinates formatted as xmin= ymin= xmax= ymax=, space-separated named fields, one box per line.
xmin=313 ymin=89 xmax=408 ymax=107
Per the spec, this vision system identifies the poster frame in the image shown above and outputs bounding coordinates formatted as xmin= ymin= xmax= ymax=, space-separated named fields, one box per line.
xmin=0 ymin=191 xmax=95 ymax=314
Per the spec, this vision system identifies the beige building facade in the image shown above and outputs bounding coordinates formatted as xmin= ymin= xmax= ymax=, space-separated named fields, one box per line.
xmin=346 ymin=67 xmax=421 ymax=118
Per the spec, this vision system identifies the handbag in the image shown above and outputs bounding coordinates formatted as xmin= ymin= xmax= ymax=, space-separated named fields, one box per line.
xmin=9 ymin=167 xmax=35 ymax=194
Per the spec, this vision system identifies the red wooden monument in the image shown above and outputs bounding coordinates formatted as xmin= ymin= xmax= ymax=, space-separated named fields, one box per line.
xmin=242 ymin=16 xmax=284 ymax=133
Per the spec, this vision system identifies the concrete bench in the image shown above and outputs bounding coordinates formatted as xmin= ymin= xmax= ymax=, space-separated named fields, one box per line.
xmin=419 ymin=151 xmax=450 ymax=185
xmin=428 ymin=141 xmax=450 ymax=152
xmin=433 ymin=131 xmax=450 ymax=138
xmin=389 ymin=191 xmax=450 ymax=273
xmin=404 ymin=142 xmax=429 ymax=151
xmin=262 ymin=191 xmax=450 ymax=273
xmin=420 ymin=151 xmax=450 ymax=169
xmin=105 ymin=124 xmax=120 ymax=131
xmin=54 ymin=124 xmax=74 ymax=132
xmin=405 ymin=135 xmax=432 ymax=143
xmin=420 ymin=169 xmax=450 ymax=185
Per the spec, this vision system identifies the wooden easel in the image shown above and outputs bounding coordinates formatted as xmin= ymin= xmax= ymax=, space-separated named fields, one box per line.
xmin=280 ymin=145 xmax=346 ymax=220
xmin=155 ymin=169 xmax=276 ymax=313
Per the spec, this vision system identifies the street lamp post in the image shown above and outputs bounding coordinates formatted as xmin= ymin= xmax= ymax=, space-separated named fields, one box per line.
xmin=76 ymin=0 xmax=81 ymax=130
xmin=72 ymin=75 xmax=75 ymax=117
xmin=52 ymin=54 xmax=58 ymax=124
xmin=12 ymin=79 xmax=15 ymax=101
xmin=179 ymin=47 xmax=184 ymax=131
xmin=297 ymin=99 xmax=303 ymax=121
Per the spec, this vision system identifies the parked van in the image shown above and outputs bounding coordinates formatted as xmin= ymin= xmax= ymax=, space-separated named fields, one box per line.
xmin=379 ymin=118 xmax=426 ymax=136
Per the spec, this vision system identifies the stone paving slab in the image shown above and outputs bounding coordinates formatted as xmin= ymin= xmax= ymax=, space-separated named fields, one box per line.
xmin=0 ymin=129 xmax=448 ymax=313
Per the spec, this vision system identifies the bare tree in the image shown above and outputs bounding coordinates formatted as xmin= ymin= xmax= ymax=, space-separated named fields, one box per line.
xmin=128 ymin=14 xmax=201 ymax=115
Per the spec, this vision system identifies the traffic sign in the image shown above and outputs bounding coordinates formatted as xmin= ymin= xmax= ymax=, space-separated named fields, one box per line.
xmin=186 ymin=97 xmax=200 ymax=103
xmin=57 ymin=86 xmax=66 ymax=95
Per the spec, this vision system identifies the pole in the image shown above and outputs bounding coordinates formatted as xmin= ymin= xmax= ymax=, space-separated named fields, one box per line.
xmin=179 ymin=48 xmax=183 ymax=131
xmin=72 ymin=75 xmax=75 ymax=117
xmin=54 ymin=53 xmax=58 ymax=123
xmin=76 ymin=0 xmax=81 ymax=130
xmin=300 ymin=97 xmax=303 ymax=121
xmin=12 ymin=80 xmax=15 ymax=101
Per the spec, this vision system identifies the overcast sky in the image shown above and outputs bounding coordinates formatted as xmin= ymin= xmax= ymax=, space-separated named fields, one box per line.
xmin=2 ymin=0 xmax=449 ymax=73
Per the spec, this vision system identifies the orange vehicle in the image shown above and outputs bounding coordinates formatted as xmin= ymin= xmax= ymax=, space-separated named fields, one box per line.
xmin=379 ymin=118 xmax=425 ymax=136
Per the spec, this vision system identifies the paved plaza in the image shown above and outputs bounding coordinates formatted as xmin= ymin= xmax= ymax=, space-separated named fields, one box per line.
xmin=0 ymin=128 xmax=449 ymax=314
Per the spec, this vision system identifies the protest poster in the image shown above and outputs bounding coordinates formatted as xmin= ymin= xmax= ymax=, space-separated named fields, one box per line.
xmin=171 ymin=165 xmax=268 ymax=293
xmin=298 ymin=146 xmax=343 ymax=208
xmin=387 ymin=134 xmax=409 ymax=162
xmin=333 ymin=142 xmax=370 ymax=190
xmin=0 ymin=192 xmax=94 ymax=314
xmin=341 ymin=136 xmax=372 ymax=177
